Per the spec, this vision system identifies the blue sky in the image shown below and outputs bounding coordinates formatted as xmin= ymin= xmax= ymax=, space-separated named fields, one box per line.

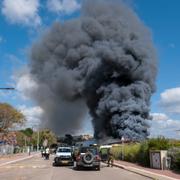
xmin=0 ymin=0 xmax=180 ymax=138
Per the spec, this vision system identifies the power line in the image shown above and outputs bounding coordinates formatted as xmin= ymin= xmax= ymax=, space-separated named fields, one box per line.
xmin=0 ymin=88 xmax=15 ymax=90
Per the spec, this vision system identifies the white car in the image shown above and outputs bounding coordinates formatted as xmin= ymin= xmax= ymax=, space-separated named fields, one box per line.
xmin=53 ymin=147 xmax=73 ymax=166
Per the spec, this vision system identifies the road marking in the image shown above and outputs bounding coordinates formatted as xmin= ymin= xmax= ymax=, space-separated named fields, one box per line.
xmin=0 ymin=164 xmax=48 ymax=169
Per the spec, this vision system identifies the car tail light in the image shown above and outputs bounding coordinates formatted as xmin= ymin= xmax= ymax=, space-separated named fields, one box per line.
xmin=76 ymin=155 xmax=81 ymax=161
xmin=95 ymin=155 xmax=101 ymax=161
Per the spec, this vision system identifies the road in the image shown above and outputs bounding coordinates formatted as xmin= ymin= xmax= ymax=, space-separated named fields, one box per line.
xmin=0 ymin=155 xmax=150 ymax=180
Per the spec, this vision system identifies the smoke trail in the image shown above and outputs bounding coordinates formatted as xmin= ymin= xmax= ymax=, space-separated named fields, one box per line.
xmin=30 ymin=0 xmax=157 ymax=140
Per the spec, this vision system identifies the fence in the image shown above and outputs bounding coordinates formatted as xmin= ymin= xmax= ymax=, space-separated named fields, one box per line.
xmin=0 ymin=144 xmax=14 ymax=155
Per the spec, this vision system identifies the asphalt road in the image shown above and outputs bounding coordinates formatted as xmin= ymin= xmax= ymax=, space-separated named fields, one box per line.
xmin=0 ymin=155 xmax=150 ymax=180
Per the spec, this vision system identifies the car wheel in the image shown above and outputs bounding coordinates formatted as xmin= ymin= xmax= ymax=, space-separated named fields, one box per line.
xmin=97 ymin=165 xmax=100 ymax=171
xmin=52 ymin=162 xmax=56 ymax=167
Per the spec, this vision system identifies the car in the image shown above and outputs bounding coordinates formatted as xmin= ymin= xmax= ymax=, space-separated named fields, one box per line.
xmin=53 ymin=147 xmax=73 ymax=166
xmin=75 ymin=146 xmax=101 ymax=171
xmin=99 ymin=145 xmax=112 ymax=162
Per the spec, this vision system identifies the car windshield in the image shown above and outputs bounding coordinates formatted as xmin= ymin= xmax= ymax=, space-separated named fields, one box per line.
xmin=80 ymin=147 xmax=98 ymax=155
xmin=57 ymin=148 xmax=71 ymax=152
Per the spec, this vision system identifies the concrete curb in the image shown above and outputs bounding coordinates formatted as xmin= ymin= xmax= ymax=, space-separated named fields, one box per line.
xmin=113 ymin=162 xmax=178 ymax=180
xmin=0 ymin=153 xmax=39 ymax=167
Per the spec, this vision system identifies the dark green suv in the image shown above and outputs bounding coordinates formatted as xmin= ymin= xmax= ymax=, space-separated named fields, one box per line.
xmin=75 ymin=146 xmax=101 ymax=171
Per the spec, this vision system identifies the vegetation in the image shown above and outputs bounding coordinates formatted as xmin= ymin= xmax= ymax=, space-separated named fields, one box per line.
xmin=112 ymin=136 xmax=172 ymax=167
xmin=21 ymin=128 xmax=33 ymax=137
xmin=15 ymin=128 xmax=57 ymax=149
xmin=168 ymin=148 xmax=180 ymax=170
xmin=148 ymin=136 xmax=170 ymax=150
xmin=32 ymin=129 xmax=57 ymax=147
xmin=0 ymin=103 xmax=25 ymax=132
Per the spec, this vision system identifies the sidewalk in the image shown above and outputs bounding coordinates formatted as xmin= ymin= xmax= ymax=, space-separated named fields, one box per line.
xmin=0 ymin=152 xmax=39 ymax=166
xmin=113 ymin=160 xmax=180 ymax=180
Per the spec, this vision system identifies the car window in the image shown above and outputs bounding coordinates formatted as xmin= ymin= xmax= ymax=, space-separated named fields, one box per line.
xmin=57 ymin=148 xmax=71 ymax=152
xmin=80 ymin=147 xmax=98 ymax=155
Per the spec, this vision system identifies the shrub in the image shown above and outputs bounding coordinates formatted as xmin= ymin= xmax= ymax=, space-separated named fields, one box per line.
xmin=111 ymin=146 xmax=121 ymax=159
xmin=137 ymin=141 xmax=150 ymax=166
xmin=112 ymin=143 xmax=141 ymax=163
xmin=137 ymin=137 xmax=170 ymax=166
xmin=111 ymin=137 xmax=171 ymax=167
xmin=148 ymin=137 xmax=170 ymax=150
xmin=123 ymin=143 xmax=140 ymax=163
xmin=168 ymin=147 xmax=180 ymax=170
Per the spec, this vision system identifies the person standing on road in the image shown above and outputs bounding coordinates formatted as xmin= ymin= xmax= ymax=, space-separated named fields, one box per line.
xmin=107 ymin=148 xmax=114 ymax=167
xmin=45 ymin=147 xmax=50 ymax=160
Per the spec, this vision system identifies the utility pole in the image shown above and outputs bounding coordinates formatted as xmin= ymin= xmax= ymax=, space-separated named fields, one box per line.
xmin=121 ymin=136 xmax=125 ymax=161
xmin=37 ymin=130 xmax=40 ymax=151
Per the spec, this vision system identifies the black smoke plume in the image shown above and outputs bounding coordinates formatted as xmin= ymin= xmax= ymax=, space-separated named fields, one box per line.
xmin=30 ymin=0 xmax=157 ymax=140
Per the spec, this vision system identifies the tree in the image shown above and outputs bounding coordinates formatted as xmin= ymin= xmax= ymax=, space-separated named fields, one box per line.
xmin=21 ymin=128 xmax=33 ymax=137
xmin=0 ymin=103 xmax=25 ymax=132
xmin=32 ymin=129 xmax=57 ymax=147
xmin=16 ymin=131 xmax=26 ymax=147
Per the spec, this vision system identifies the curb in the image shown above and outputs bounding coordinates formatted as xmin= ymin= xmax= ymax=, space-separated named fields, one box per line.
xmin=0 ymin=153 xmax=39 ymax=167
xmin=112 ymin=163 xmax=154 ymax=179
xmin=113 ymin=162 xmax=178 ymax=180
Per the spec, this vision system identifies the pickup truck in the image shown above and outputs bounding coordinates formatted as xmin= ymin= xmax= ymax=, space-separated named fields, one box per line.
xmin=53 ymin=147 xmax=73 ymax=166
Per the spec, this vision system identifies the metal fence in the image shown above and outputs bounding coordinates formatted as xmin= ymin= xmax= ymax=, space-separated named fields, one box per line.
xmin=0 ymin=144 xmax=14 ymax=155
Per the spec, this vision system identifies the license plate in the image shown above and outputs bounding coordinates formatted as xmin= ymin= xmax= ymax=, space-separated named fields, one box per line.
xmin=85 ymin=164 xmax=93 ymax=167
xmin=61 ymin=161 xmax=68 ymax=164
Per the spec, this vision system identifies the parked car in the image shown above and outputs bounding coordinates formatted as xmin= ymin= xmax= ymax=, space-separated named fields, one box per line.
xmin=75 ymin=146 xmax=101 ymax=171
xmin=53 ymin=147 xmax=73 ymax=166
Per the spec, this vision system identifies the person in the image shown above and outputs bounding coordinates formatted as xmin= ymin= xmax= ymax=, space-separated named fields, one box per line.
xmin=107 ymin=148 xmax=114 ymax=167
xmin=45 ymin=147 xmax=50 ymax=160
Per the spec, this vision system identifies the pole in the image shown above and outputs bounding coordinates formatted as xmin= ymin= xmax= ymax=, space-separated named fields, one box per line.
xmin=121 ymin=136 xmax=125 ymax=160
xmin=37 ymin=130 xmax=39 ymax=151
xmin=25 ymin=136 xmax=27 ymax=153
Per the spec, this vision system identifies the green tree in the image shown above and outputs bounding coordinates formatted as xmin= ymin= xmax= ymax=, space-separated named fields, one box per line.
xmin=32 ymin=129 xmax=57 ymax=147
xmin=16 ymin=131 xmax=26 ymax=147
xmin=0 ymin=103 xmax=25 ymax=132
xmin=21 ymin=128 xmax=33 ymax=137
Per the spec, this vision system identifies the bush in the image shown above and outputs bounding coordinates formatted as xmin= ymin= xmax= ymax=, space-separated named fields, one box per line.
xmin=168 ymin=147 xmax=180 ymax=170
xmin=112 ymin=143 xmax=141 ymax=163
xmin=111 ymin=146 xmax=121 ymax=159
xmin=148 ymin=137 xmax=170 ymax=150
xmin=123 ymin=143 xmax=140 ymax=163
xmin=137 ymin=141 xmax=150 ymax=166
xmin=112 ymin=137 xmax=171 ymax=167
xmin=138 ymin=137 xmax=170 ymax=166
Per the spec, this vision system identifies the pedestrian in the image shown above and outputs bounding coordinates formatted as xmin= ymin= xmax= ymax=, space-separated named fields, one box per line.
xmin=45 ymin=147 xmax=50 ymax=160
xmin=107 ymin=148 xmax=114 ymax=167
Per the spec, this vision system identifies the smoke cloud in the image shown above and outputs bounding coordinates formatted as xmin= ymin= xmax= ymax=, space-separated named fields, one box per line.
xmin=30 ymin=0 xmax=157 ymax=140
